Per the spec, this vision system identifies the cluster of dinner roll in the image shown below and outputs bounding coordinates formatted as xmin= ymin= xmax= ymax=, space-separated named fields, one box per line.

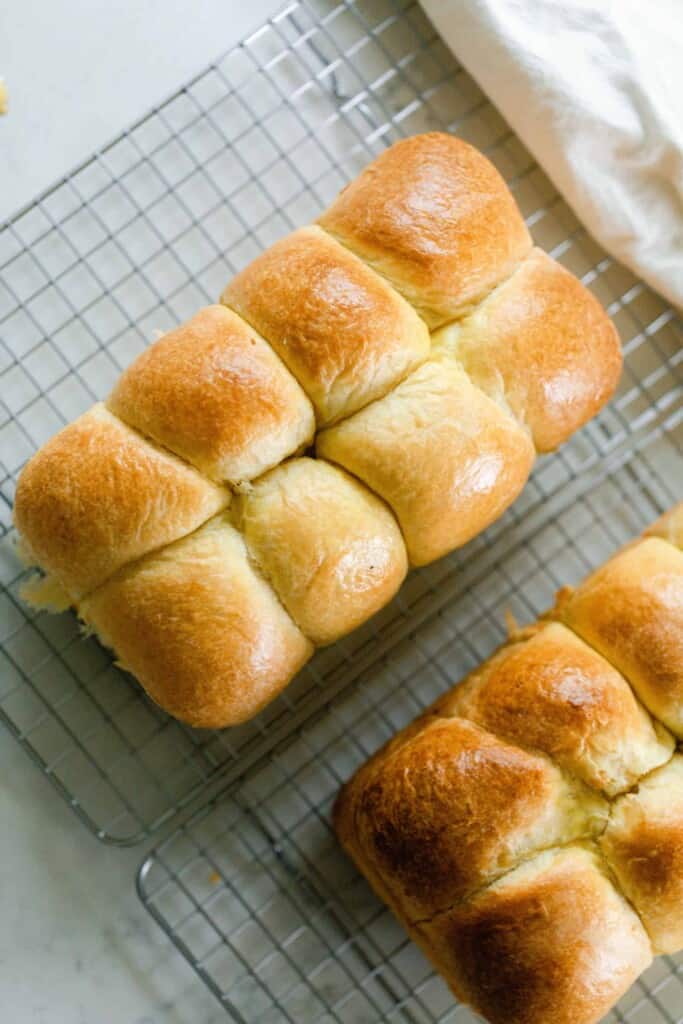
xmin=13 ymin=133 xmax=622 ymax=728
xmin=335 ymin=505 xmax=683 ymax=1024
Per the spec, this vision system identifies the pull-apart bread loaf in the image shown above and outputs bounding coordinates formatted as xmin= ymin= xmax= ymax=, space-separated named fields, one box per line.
xmin=335 ymin=506 xmax=683 ymax=1024
xmin=14 ymin=133 xmax=621 ymax=728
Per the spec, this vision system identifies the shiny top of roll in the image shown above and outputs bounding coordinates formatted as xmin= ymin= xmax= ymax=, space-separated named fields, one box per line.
xmin=335 ymin=715 xmax=607 ymax=922
xmin=14 ymin=403 xmax=229 ymax=599
xmin=318 ymin=132 xmax=532 ymax=328
xmin=434 ymin=621 xmax=673 ymax=796
xmin=108 ymin=305 xmax=315 ymax=484
xmin=222 ymin=226 xmax=430 ymax=426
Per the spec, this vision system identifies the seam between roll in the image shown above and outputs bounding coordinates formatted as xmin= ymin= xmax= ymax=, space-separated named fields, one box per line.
xmin=319 ymin=222 xmax=539 ymax=449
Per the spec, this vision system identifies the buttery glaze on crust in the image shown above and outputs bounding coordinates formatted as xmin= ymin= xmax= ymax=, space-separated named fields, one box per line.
xmin=108 ymin=305 xmax=315 ymax=484
xmin=317 ymin=359 xmax=535 ymax=566
xmin=601 ymin=755 xmax=683 ymax=954
xmin=416 ymin=847 xmax=652 ymax=1024
xmin=433 ymin=621 xmax=674 ymax=796
xmin=234 ymin=457 xmax=407 ymax=646
xmin=80 ymin=517 xmax=313 ymax=729
xmin=558 ymin=537 xmax=683 ymax=736
xmin=222 ymin=226 xmax=430 ymax=426
xmin=339 ymin=716 xmax=607 ymax=923
xmin=13 ymin=404 xmax=229 ymax=600
xmin=431 ymin=248 xmax=623 ymax=452
xmin=318 ymin=132 xmax=532 ymax=328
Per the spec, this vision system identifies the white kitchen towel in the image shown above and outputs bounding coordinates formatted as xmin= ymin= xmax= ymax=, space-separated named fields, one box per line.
xmin=420 ymin=0 xmax=683 ymax=311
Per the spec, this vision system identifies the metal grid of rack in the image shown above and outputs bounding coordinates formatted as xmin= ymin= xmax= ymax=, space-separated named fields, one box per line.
xmin=138 ymin=432 xmax=683 ymax=1024
xmin=1 ymin=0 xmax=681 ymax=847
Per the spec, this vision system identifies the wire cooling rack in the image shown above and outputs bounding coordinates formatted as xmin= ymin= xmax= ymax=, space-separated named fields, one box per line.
xmin=137 ymin=434 xmax=683 ymax=1024
xmin=1 ymin=0 xmax=682 ymax=846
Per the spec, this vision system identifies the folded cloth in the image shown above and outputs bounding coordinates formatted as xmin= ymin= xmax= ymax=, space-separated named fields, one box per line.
xmin=420 ymin=0 xmax=683 ymax=311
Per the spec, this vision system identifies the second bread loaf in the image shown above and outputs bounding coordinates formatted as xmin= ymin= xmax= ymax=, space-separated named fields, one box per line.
xmin=334 ymin=508 xmax=683 ymax=1024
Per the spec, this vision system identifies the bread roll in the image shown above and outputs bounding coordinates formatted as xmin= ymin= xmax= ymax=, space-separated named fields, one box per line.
xmin=80 ymin=516 xmax=313 ymax=728
xmin=434 ymin=621 xmax=674 ymax=795
xmin=318 ymin=132 xmax=532 ymax=327
xmin=416 ymin=846 xmax=652 ymax=1024
xmin=558 ymin=537 xmax=683 ymax=736
xmin=13 ymin=404 xmax=229 ymax=600
xmin=334 ymin=716 xmax=607 ymax=923
xmin=317 ymin=359 xmax=535 ymax=566
xmin=601 ymin=755 xmax=683 ymax=954
xmin=431 ymin=248 xmax=623 ymax=452
xmin=233 ymin=458 xmax=407 ymax=646
xmin=108 ymin=305 xmax=315 ymax=484
xmin=222 ymin=226 xmax=430 ymax=426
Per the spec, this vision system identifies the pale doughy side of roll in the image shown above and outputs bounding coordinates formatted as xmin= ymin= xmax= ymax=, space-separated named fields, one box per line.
xmin=317 ymin=359 xmax=535 ymax=566
xmin=234 ymin=457 xmax=407 ymax=646
xmin=431 ymin=248 xmax=622 ymax=452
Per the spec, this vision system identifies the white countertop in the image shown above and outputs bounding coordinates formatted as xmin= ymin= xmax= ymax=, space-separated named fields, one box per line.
xmin=0 ymin=2 xmax=281 ymax=1021
xmin=1 ymin=0 xmax=282 ymax=224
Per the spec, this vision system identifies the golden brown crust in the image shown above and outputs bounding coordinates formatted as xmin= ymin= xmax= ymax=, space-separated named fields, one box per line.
xmin=558 ymin=537 xmax=683 ymax=736
xmin=601 ymin=755 xmax=683 ymax=954
xmin=417 ymin=846 xmax=652 ymax=1024
xmin=335 ymin=716 xmax=607 ymax=923
xmin=334 ymin=509 xmax=683 ymax=1023
xmin=222 ymin=226 xmax=430 ymax=426
xmin=13 ymin=404 xmax=229 ymax=600
xmin=317 ymin=359 xmax=535 ymax=566
xmin=108 ymin=305 xmax=315 ymax=484
xmin=234 ymin=458 xmax=407 ymax=646
xmin=431 ymin=248 xmax=622 ymax=452
xmin=434 ymin=621 xmax=674 ymax=795
xmin=318 ymin=132 xmax=532 ymax=328
xmin=79 ymin=516 xmax=313 ymax=729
